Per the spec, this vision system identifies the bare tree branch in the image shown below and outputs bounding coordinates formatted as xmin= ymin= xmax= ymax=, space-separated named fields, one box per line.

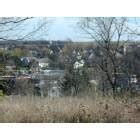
xmin=78 ymin=17 xmax=129 ymax=93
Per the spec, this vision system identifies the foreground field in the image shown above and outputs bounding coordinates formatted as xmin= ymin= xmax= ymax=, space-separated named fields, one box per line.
xmin=0 ymin=95 xmax=140 ymax=123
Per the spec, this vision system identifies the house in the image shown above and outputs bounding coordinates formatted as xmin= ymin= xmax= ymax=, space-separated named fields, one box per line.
xmin=116 ymin=44 xmax=137 ymax=57
xmin=5 ymin=58 xmax=16 ymax=70
xmin=74 ymin=60 xmax=84 ymax=69
xmin=5 ymin=65 xmax=16 ymax=71
xmin=113 ymin=73 xmax=138 ymax=90
xmin=38 ymin=58 xmax=49 ymax=70
xmin=20 ymin=57 xmax=38 ymax=67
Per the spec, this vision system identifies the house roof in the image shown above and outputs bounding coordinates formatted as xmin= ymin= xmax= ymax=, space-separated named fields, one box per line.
xmin=21 ymin=57 xmax=38 ymax=62
xmin=38 ymin=58 xmax=49 ymax=63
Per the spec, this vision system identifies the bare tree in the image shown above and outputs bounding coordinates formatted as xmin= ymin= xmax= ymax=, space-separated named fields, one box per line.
xmin=78 ymin=17 xmax=129 ymax=94
xmin=0 ymin=17 xmax=50 ymax=69
xmin=0 ymin=17 xmax=51 ymax=40
xmin=0 ymin=17 xmax=51 ymax=95
xmin=60 ymin=42 xmax=90 ymax=95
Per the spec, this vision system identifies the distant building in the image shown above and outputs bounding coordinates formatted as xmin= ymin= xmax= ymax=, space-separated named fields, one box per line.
xmin=38 ymin=58 xmax=49 ymax=69
xmin=74 ymin=60 xmax=84 ymax=69
xmin=5 ymin=65 xmax=16 ymax=71
xmin=20 ymin=57 xmax=38 ymax=67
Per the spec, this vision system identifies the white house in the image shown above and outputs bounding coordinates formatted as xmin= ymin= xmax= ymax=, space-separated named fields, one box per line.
xmin=38 ymin=58 xmax=49 ymax=69
xmin=74 ymin=60 xmax=85 ymax=69
xmin=39 ymin=62 xmax=48 ymax=68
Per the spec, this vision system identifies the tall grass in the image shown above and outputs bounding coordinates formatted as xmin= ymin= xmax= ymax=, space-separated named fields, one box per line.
xmin=0 ymin=94 xmax=140 ymax=123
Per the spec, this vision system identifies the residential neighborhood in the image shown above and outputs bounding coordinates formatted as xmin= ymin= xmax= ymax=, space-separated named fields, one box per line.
xmin=0 ymin=39 xmax=140 ymax=97
xmin=0 ymin=17 xmax=140 ymax=123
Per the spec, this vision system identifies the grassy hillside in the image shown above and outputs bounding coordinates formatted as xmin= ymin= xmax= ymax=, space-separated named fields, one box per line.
xmin=0 ymin=94 xmax=140 ymax=123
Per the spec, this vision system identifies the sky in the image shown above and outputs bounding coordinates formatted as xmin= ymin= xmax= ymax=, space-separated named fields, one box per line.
xmin=1 ymin=17 xmax=140 ymax=42
xmin=47 ymin=18 xmax=82 ymax=41
xmin=30 ymin=17 xmax=89 ymax=41
xmin=23 ymin=17 xmax=140 ymax=42
xmin=9 ymin=17 xmax=91 ymax=41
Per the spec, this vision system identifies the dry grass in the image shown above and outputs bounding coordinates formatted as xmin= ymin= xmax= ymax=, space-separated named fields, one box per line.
xmin=0 ymin=95 xmax=140 ymax=123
